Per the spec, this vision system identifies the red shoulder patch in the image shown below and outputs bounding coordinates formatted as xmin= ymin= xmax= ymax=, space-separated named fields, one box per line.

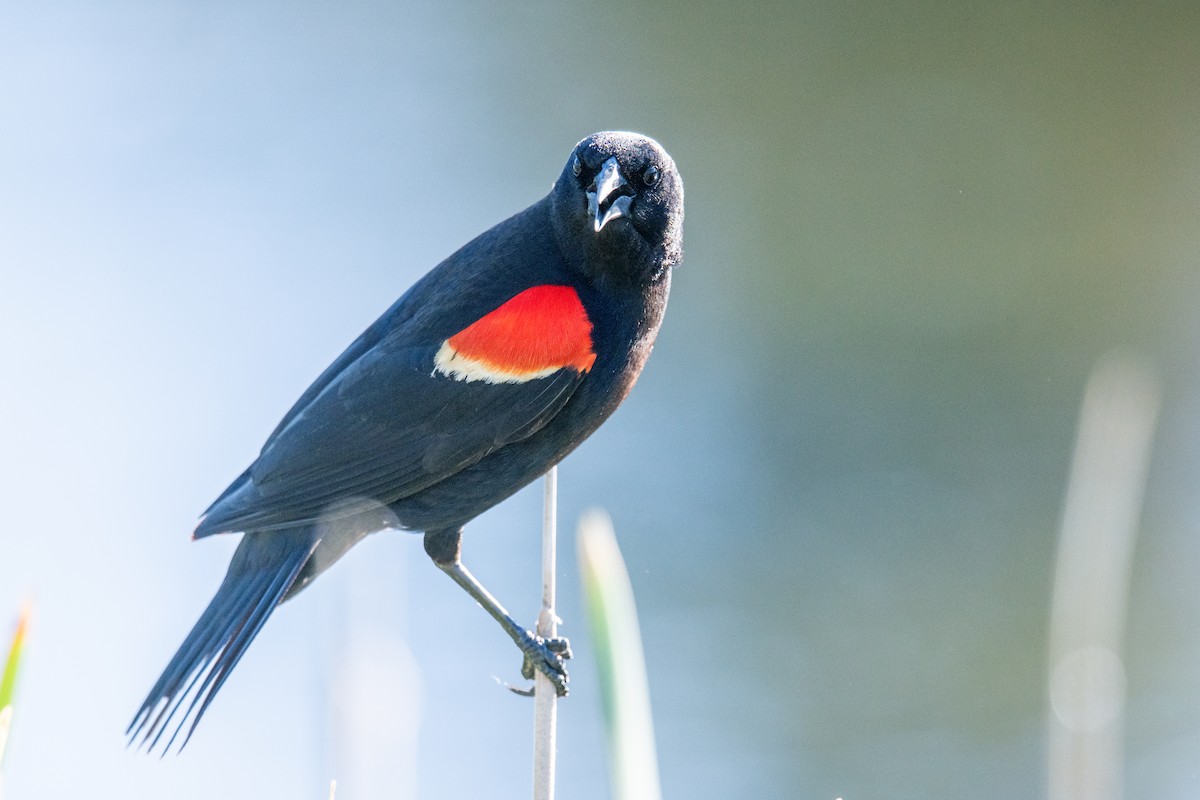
xmin=434 ymin=285 xmax=597 ymax=383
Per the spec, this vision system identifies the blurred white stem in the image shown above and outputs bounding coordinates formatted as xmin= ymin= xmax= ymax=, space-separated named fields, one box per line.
xmin=1047 ymin=353 xmax=1159 ymax=800
xmin=533 ymin=466 xmax=558 ymax=800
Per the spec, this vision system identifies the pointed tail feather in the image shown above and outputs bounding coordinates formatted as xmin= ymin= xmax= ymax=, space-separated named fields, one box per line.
xmin=128 ymin=531 xmax=318 ymax=754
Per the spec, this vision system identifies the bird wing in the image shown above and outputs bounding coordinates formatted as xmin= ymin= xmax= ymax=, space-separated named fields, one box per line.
xmin=197 ymin=284 xmax=597 ymax=535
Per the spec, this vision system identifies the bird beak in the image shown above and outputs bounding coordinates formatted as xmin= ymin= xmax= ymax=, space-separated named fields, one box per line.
xmin=586 ymin=156 xmax=633 ymax=233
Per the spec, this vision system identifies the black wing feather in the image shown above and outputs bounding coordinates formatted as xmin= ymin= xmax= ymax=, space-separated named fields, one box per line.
xmin=198 ymin=342 xmax=585 ymax=536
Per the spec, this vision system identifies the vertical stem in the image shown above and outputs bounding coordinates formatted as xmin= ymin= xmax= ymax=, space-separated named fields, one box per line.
xmin=578 ymin=509 xmax=662 ymax=800
xmin=1047 ymin=354 xmax=1159 ymax=800
xmin=533 ymin=466 xmax=558 ymax=800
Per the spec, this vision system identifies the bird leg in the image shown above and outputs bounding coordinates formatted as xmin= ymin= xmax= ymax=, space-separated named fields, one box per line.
xmin=425 ymin=527 xmax=571 ymax=696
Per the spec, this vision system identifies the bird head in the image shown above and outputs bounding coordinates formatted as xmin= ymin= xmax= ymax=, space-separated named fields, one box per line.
xmin=551 ymin=131 xmax=684 ymax=285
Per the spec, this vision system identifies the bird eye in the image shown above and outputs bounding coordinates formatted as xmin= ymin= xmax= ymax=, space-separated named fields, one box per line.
xmin=572 ymin=156 xmax=582 ymax=177
xmin=643 ymin=165 xmax=660 ymax=186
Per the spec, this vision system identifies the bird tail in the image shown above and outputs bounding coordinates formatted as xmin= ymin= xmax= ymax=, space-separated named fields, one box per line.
xmin=127 ymin=530 xmax=318 ymax=754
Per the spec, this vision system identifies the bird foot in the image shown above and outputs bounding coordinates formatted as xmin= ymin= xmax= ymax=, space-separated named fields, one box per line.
xmin=514 ymin=631 xmax=571 ymax=697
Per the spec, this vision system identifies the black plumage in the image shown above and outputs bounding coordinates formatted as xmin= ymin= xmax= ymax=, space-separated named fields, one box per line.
xmin=128 ymin=130 xmax=684 ymax=752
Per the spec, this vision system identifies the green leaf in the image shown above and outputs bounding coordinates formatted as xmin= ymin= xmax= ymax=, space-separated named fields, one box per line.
xmin=577 ymin=510 xmax=661 ymax=800
xmin=0 ymin=603 xmax=31 ymax=767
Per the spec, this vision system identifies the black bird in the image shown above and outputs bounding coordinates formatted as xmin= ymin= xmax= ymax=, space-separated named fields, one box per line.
xmin=128 ymin=131 xmax=684 ymax=752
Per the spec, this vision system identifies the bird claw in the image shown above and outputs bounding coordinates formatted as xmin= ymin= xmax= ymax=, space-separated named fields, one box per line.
xmin=515 ymin=631 xmax=571 ymax=697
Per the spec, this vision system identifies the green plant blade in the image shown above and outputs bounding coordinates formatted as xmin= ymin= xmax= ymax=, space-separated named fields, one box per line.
xmin=577 ymin=509 xmax=662 ymax=800
xmin=0 ymin=604 xmax=31 ymax=767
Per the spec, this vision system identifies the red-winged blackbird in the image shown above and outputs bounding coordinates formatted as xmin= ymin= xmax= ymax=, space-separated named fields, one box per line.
xmin=128 ymin=131 xmax=684 ymax=752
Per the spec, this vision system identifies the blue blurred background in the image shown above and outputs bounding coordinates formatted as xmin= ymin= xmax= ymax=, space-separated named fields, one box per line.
xmin=3 ymin=1 xmax=1200 ymax=797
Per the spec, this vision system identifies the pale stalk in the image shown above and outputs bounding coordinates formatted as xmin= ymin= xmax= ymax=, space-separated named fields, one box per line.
xmin=533 ymin=466 xmax=559 ymax=800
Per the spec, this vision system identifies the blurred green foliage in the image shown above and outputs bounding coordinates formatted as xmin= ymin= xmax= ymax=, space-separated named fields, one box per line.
xmin=0 ymin=604 xmax=30 ymax=767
